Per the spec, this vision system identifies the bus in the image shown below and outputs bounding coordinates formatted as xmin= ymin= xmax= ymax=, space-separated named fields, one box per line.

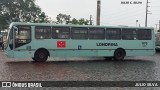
xmin=4 ymin=22 xmax=155 ymax=62
xmin=155 ymin=32 xmax=160 ymax=51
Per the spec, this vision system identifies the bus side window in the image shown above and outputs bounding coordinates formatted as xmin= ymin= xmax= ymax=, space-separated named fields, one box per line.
xmin=35 ymin=26 xmax=51 ymax=39
xmin=106 ymin=28 xmax=121 ymax=40
xmin=71 ymin=27 xmax=88 ymax=39
xmin=122 ymin=29 xmax=136 ymax=40
xmin=89 ymin=28 xmax=105 ymax=39
xmin=52 ymin=27 xmax=70 ymax=39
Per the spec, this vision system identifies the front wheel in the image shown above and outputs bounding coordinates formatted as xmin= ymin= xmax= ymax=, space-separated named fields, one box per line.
xmin=33 ymin=49 xmax=48 ymax=62
xmin=114 ymin=49 xmax=126 ymax=60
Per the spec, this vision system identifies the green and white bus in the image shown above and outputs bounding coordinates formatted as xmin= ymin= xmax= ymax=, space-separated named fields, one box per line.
xmin=4 ymin=22 xmax=155 ymax=62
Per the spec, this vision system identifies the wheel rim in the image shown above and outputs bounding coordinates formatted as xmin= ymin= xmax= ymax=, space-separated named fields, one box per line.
xmin=117 ymin=51 xmax=123 ymax=58
xmin=39 ymin=52 xmax=45 ymax=59
xmin=114 ymin=49 xmax=125 ymax=60
xmin=34 ymin=50 xmax=48 ymax=62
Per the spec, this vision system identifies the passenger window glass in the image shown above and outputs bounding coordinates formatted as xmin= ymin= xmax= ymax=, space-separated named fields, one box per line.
xmin=52 ymin=27 xmax=70 ymax=39
xmin=106 ymin=28 xmax=121 ymax=40
xmin=122 ymin=29 xmax=136 ymax=40
xmin=35 ymin=26 xmax=51 ymax=39
xmin=71 ymin=27 xmax=88 ymax=39
xmin=89 ymin=28 xmax=105 ymax=39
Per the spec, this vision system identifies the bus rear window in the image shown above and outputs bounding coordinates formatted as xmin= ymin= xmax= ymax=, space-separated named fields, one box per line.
xmin=137 ymin=29 xmax=151 ymax=40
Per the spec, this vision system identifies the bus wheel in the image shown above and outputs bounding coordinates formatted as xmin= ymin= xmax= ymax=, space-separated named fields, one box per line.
xmin=114 ymin=49 xmax=126 ymax=60
xmin=34 ymin=49 xmax=48 ymax=62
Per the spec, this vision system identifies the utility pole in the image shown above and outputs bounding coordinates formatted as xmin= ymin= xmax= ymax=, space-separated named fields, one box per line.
xmin=90 ymin=15 xmax=93 ymax=25
xmin=159 ymin=20 xmax=160 ymax=31
xmin=97 ymin=0 xmax=101 ymax=25
xmin=155 ymin=24 xmax=158 ymax=30
xmin=145 ymin=0 xmax=151 ymax=27
xmin=136 ymin=20 xmax=138 ymax=27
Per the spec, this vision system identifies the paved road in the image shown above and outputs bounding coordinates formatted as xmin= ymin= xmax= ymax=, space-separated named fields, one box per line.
xmin=0 ymin=51 xmax=160 ymax=81
xmin=0 ymin=51 xmax=160 ymax=90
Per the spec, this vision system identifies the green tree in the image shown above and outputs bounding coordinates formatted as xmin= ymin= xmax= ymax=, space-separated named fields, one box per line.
xmin=37 ymin=12 xmax=50 ymax=23
xmin=70 ymin=18 xmax=89 ymax=25
xmin=0 ymin=0 xmax=50 ymax=29
xmin=78 ymin=18 xmax=89 ymax=25
xmin=56 ymin=13 xmax=90 ymax=25
xmin=56 ymin=13 xmax=71 ymax=24
xmin=71 ymin=18 xmax=78 ymax=24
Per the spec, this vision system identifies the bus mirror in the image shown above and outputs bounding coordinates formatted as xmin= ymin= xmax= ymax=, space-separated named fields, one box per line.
xmin=13 ymin=26 xmax=18 ymax=31
xmin=13 ymin=26 xmax=19 ymax=35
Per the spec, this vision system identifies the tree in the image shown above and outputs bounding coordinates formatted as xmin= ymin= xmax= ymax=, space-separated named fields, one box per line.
xmin=70 ymin=18 xmax=89 ymax=25
xmin=71 ymin=18 xmax=78 ymax=24
xmin=56 ymin=13 xmax=91 ymax=25
xmin=37 ymin=12 xmax=50 ymax=23
xmin=56 ymin=13 xmax=71 ymax=24
xmin=78 ymin=18 xmax=89 ymax=25
xmin=0 ymin=0 xmax=50 ymax=29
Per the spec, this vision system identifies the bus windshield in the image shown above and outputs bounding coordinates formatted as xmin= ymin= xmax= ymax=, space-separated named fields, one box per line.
xmin=5 ymin=25 xmax=32 ymax=50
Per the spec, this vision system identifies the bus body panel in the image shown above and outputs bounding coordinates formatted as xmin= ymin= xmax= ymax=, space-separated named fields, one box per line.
xmin=7 ymin=39 xmax=155 ymax=58
xmin=4 ymin=22 xmax=155 ymax=59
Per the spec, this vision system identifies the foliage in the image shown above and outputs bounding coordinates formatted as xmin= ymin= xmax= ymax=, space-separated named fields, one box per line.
xmin=56 ymin=13 xmax=90 ymax=25
xmin=56 ymin=13 xmax=71 ymax=24
xmin=77 ymin=18 xmax=89 ymax=25
xmin=0 ymin=0 xmax=50 ymax=29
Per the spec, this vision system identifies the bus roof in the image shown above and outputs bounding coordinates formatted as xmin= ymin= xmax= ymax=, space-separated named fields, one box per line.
xmin=10 ymin=22 xmax=154 ymax=30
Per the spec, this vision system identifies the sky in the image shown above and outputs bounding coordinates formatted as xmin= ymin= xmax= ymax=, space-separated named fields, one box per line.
xmin=36 ymin=0 xmax=160 ymax=30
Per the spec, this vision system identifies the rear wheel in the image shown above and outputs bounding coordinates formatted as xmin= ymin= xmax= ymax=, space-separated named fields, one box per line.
xmin=33 ymin=49 xmax=48 ymax=62
xmin=114 ymin=49 xmax=126 ymax=60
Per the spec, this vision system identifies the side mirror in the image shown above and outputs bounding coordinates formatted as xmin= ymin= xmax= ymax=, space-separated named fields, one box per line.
xmin=13 ymin=26 xmax=18 ymax=32
xmin=13 ymin=26 xmax=19 ymax=35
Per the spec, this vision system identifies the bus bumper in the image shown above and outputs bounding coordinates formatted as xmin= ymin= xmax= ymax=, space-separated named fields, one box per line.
xmin=4 ymin=50 xmax=14 ymax=58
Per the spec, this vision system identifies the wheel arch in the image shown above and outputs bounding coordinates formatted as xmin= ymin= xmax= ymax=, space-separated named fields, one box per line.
xmin=114 ymin=48 xmax=126 ymax=56
xmin=34 ymin=48 xmax=50 ymax=57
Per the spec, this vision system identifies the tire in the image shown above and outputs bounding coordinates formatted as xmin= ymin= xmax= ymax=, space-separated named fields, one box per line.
xmin=33 ymin=49 xmax=48 ymax=62
xmin=114 ymin=49 xmax=126 ymax=60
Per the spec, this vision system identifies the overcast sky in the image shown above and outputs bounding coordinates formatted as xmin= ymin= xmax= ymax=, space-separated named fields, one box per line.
xmin=36 ymin=0 xmax=160 ymax=29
